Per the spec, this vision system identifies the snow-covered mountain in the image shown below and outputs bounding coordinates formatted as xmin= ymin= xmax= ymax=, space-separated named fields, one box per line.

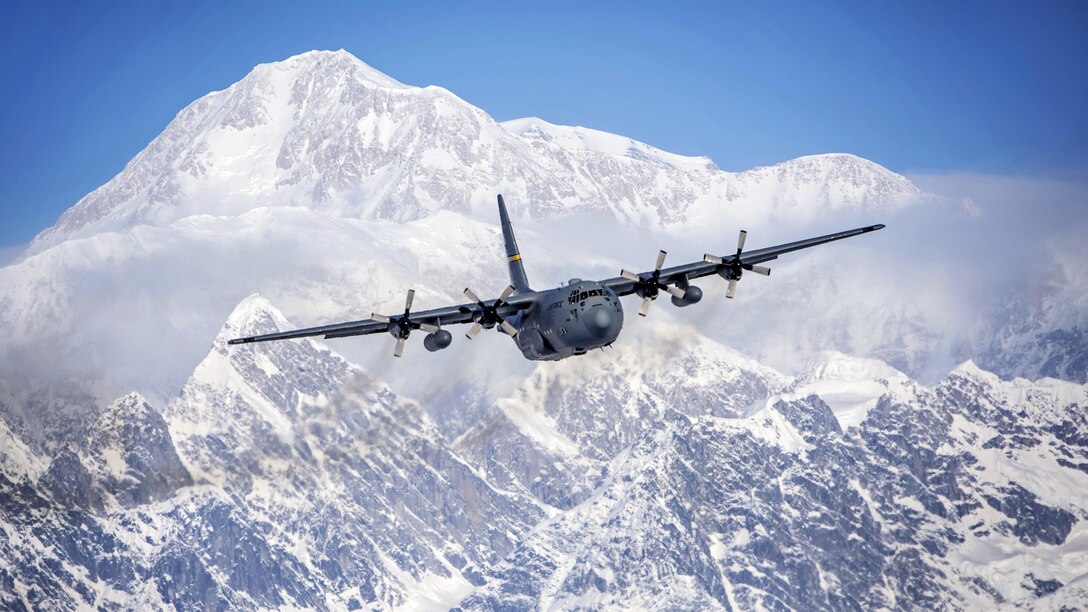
xmin=3 ymin=300 xmax=1086 ymax=609
xmin=462 ymin=351 xmax=1088 ymax=609
xmin=25 ymin=49 xmax=917 ymax=257
xmin=3 ymin=299 xmax=544 ymax=609
xmin=2 ymin=49 xmax=1086 ymax=609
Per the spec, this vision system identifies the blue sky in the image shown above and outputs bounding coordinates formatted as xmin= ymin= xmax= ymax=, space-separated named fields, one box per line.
xmin=1 ymin=0 xmax=1085 ymax=248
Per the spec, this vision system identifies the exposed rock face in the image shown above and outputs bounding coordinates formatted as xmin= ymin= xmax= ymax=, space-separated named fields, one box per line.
xmin=3 ymin=298 xmax=546 ymax=609
xmin=38 ymin=448 xmax=106 ymax=512
xmin=459 ymin=360 xmax=1088 ymax=610
xmin=87 ymin=393 xmax=193 ymax=506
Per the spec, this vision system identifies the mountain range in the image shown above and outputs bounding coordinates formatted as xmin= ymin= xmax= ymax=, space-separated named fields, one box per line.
xmin=1 ymin=49 xmax=1085 ymax=609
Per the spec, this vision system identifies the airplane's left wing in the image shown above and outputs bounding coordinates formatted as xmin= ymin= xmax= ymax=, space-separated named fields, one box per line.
xmin=601 ymin=224 xmax=884 ymax=312
xmin=228 ymin=286 xmax=540 ymax=349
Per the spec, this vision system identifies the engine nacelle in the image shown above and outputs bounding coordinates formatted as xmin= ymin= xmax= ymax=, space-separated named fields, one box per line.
xmin=670 ymin=285 xmax=703 ymax=307
xmin=516 ymin=328 xmax=550 ymax=360
xmin=423 ymin=330 xmax=453 ymax=352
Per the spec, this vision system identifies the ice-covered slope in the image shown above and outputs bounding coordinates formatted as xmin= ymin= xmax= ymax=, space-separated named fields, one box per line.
xmin=26 ymin=49 xmax=918 ymax=256
xmin=501 ymin=116 xmax=719 ymax=171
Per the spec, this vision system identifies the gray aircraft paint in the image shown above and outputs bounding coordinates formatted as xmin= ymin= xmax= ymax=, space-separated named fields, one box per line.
xmin=511 ymin=279 xmax=624 ymax=360
xmin=498 ymin=194 xmax=532 ymax=294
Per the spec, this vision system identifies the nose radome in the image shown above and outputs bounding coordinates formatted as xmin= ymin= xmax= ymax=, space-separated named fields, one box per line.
xmin=590 ymin=308 xmax=612 ymax=330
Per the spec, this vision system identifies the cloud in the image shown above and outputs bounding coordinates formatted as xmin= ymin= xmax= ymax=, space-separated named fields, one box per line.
xmin=2 ymin=171 xmax=1085 ymax=411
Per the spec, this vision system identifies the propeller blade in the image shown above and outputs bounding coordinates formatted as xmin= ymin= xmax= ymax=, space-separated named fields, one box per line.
xmin=737 ymin=230 xmax=747 ymax=252
xmin=499 ymin=285 xmax=516 ymax=302
xmin=726 ymin=279 xmax=737 ymax=299
xmin=747 ymin=265 xmax=771 ymax=276
xmin=655 ymin=250 xmax=667 ymax=271
xmin=639 ymin=296 xmax=653 ymax=317
xmin=464 ymin=287 xmax=481 ymax=304
xmin=404 ymin=289 xmax=415 ymax=312
xmin=666 ymin=285 xmax=686 ymax=299
xmin=418 ymin=322 xmax=440 ymax=334
xmin=371 ymin=313 xmax=391 ymax=323
xmin=465 ymin=322 xmax=484 ymax=339
xmin=620 ymin=269 xmax=640 ymax=282
xmin=394 ymin=337 xmax=406 ymax=358
xmin=500 ymin=320 xmax=519 ymax=336
xmin=703 ymin=254 xmax=723 ymax=265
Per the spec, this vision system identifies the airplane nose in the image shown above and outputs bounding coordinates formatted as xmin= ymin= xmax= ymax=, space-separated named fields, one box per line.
xmin=589 ymin=307 xmax=613 ymax=331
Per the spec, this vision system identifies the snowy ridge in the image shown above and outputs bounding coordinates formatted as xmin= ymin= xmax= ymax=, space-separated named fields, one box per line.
xmin=783 ymin=351 xmax=913 ymax=430
xmin=501 ymin=116 xmax=718 ymax=171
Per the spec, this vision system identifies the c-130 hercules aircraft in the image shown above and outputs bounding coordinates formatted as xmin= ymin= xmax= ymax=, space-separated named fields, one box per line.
xmin=230 ymin=195 xmax=884 ymax=360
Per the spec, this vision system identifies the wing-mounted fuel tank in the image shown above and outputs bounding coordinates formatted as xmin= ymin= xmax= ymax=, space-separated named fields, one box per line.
xmin=423 ymin=329 xmax=453 ymax=351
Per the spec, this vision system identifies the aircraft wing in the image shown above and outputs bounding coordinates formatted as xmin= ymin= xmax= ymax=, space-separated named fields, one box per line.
xmin=227 ymin=289 xmax=539 ymax=345
xmin=601 ymin=223 xmax=885 ymax=296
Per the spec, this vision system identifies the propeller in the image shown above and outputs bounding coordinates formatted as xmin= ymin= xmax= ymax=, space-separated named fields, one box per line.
xmin=463 ymin=285 xmax=520 ymax=339
xmin=703 ymin=230 xmax=771 ymax=299
xmin=371 ymin=289 xmax=440 ymax=357
xmin=620 ymin=250 xmax=686 ymax=317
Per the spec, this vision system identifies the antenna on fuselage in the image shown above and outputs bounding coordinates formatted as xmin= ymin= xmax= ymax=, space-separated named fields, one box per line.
xmin=497 ymin=194 xmax=532 ymax=293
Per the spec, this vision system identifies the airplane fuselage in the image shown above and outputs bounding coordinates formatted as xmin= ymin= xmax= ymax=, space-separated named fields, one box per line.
xmin=510 ymin=280 xmax=624 ymax=361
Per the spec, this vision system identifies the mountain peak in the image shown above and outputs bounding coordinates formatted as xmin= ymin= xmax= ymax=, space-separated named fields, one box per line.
xmin=742 ymin=152 xmax=919 ymax=196
xmin=261 ymin=48 xmax=411 ymax=90
xmin=103 ymin=391 xmax=155 ymax=418
xmin=949 ymin=359 xmax=1003 ymax=385
xmin=216 ymin=294 xmax=291 ymax=348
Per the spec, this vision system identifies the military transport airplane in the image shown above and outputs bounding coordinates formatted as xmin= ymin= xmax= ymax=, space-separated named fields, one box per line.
xmin=229 ymin=195 xmax=884 ymax=360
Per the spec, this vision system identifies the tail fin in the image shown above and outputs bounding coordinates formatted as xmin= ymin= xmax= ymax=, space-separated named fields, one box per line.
xmin=497 ymin=194 xmax=531 ymax=293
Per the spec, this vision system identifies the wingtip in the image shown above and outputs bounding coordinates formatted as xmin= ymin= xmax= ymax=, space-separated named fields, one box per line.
xmin=869 ymin=223 xmax=886 ymax=231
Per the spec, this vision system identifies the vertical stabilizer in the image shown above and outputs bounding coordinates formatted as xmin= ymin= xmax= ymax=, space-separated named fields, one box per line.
xmin=497 ymin=194 xmax=531 ymax=293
